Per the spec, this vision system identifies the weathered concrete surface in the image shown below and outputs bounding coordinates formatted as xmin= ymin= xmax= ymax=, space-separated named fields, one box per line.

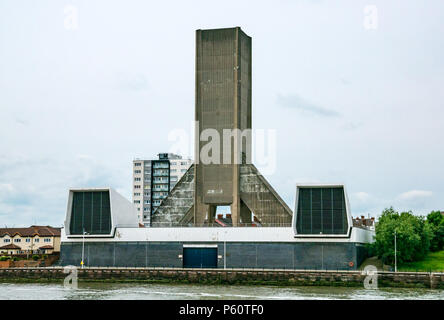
xmin=239 ymin=164 xmax=293 ymax=225
xmin=152 ymin=28 xmax=292 ymax=227
xmin=151 ymin=165 xmax=195 ymax=227
xmin=0 ymin=267 xmax=442 ymax=289
xmin=151 ymin=164 xmax=292 ymax=226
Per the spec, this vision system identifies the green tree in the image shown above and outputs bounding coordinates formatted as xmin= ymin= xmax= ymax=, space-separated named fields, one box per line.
xmin=427 ymin=211 xmax=444 ymax=251
xmin=373 ymin=207 xmax=433 ymax=265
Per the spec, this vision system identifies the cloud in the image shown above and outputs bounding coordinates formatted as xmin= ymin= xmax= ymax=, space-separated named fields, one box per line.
xmin=0 ymin=155 xmax=128 ymax=227
xmin=342 ymin=121 xmax=363 ymax=130
xmin=0 ymin=183 xmax=14 ymax=192
xmin=276 ymin=94 xmax=341 ymax=117
xmin=393 ymin=190 xmax=434 ymax=212
xmin=353 ymin=191 xmax=371 ymax=202
xmin=340 ymin=78 xmax=351 ymax=85
xmin=15 ymin=118 xmax=29 ymax=126
xmin=114 ymin=72 xmax=149 ymax=91
xmin=397 ymin=190 xmax=433 ymax=200
xmin=349 ymin=191 xmax=380 ymax=216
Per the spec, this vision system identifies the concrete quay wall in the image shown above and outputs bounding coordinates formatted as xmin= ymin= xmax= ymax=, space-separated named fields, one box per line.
xmin=0 ymin=267 xmax=442 ymax=289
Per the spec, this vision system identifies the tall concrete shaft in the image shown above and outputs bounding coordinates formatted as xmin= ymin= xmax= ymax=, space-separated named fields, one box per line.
xmin=194 ymin=27 xmax=252 ymax=226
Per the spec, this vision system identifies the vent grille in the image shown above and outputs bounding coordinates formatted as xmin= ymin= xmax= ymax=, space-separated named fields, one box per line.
xmin=70 ymin=191 xmax=111 ymax=235
xmin=296 ymin=187 xmax=348 ymax=235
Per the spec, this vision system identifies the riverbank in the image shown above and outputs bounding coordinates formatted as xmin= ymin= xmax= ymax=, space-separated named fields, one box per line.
xmin=359 ymin=252 xmax=444 ymax=273
xmin=0 ymin=267 xmax=443 ymax=289
xmin=399 ymin=251 xmax=444 ymax=272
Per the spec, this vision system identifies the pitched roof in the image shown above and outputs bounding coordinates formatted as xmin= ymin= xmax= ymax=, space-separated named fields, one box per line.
xmin=0 ymin=244 xmax=21 ymax=250
xmin=0 ymin=226 xmax=61 ymax=237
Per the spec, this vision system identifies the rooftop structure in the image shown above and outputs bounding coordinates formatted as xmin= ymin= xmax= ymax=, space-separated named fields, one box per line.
xmin=59 ymin=27 xmax=375 ymax=271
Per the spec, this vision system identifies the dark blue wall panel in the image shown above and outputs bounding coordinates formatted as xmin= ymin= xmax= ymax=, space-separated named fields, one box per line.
xmin=60 ymin=241 xmax=367 ymax=270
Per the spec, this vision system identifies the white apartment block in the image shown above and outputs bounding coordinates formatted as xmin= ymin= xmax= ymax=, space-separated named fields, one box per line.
xmin=133 ymin=153 xmax=192 ymax=227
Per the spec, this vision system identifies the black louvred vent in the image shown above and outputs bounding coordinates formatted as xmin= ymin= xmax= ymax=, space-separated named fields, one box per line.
xmin=296 ymin=187 xmax=348 ymax=235
xmin=70 ymin=191 xmax=111 ymax=235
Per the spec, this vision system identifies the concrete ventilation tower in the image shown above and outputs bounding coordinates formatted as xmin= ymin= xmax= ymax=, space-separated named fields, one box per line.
xmin=152 ymin=27 xmax=293 ymax=227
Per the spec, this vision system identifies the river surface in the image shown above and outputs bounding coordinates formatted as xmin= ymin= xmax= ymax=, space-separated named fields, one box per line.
xmin=0 ymin=282 xmax=442 ymax=300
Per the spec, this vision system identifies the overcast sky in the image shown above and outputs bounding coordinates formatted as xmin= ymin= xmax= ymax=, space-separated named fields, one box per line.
xmin=1 ymin=0 xmax=443 ymax=227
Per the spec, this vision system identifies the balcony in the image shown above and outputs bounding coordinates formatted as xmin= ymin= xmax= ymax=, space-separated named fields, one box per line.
xmin=152 ymin=163 xmax=169 ymax=169
xmin=153 ymin=188 xmax=169 ymax=192
xmin=153 ymin=171 xmax=169 ymax=177
xmin=153 ymin=179 xmax=168 ymax=183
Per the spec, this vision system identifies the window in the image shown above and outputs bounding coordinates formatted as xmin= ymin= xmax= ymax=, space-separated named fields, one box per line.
xmin=134 ymin=170 xmax=141 ymax=174
xmin=181 ymin=169 xmax=186 ymax=173
xmin=14 ymin=239 xmax=21 ymax=243
xmin=134 ymin=185 xmax=141 ymax=189
xmin=181 ymin=162 xmax=187 ymax=165
xmin=134 ymin=200 xmax=140 ymax=204
xmin=144 ymin=200 xmax=150 ymax=204
xmin=134 ymin=192 xmax=141 ymax=196
xmin=34 ymin=239 xmax=40 ymax=243
xmin=44 ymin=238 xmax=51 ymax=243
xmin=144 ymin=192 xmax=150 ymax=197
xmin=135 ymin=163 xmax=142 ymax=167
xmin=3 ymin=239 xmax=10 ymax=243
xmin=135 ymin=177 xmax=141 ymax=181
xmin=26 ymin=238 xmax=30 ymax=243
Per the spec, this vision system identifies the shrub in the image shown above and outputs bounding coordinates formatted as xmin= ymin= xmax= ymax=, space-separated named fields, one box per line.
xmin=0 ymin=256 xmax=9 ymax=261
xmin=374 ymin=207 xmax=433 ymax=265
xmin=427 ymin=211 xmax=444 ymax=252
xmin=32 ymin=255 xmax=40 ymax=261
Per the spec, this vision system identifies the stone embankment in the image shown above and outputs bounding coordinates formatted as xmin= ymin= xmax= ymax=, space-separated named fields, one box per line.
xmin=0 ymin=267 xmax=442 ymax=289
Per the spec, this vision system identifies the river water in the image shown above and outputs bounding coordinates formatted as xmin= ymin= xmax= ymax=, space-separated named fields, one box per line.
xmin=0 ymin=282 xmax=442 ymax=300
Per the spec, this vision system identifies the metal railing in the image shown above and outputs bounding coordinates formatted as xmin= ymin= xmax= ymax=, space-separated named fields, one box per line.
xmin=149 ymin=223 xmax=293 ymax=228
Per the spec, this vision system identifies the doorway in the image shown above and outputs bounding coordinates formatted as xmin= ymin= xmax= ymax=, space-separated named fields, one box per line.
xmin=183 ymin=247 xmax=217 ymax=268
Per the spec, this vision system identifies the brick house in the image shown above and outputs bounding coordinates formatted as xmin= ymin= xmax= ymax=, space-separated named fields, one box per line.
xmin=0 ymin=226 xmax=61 ymax=255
